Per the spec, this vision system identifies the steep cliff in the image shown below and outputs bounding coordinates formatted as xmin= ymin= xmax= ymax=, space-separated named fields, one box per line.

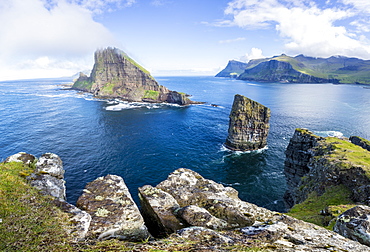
xmin=215 ymin=60 xmax=249 ymax=78
xmin=73 ymin=47 xmax=198 ymax=105
xmin=224 ymin=94 xmax=270 ymax=151
xmin=238 ymin=60 xmax=334 ymax=83
xmin=284 ymin=128 xmax=370 ymax=212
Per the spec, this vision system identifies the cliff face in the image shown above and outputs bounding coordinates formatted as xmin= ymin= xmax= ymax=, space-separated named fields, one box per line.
xmin=238 ymin=60 xmax=334 ymax=83
xmin=73 ymin=47 xmax=197 ymax=105
xmin=284 ymin=129 xmax=370 ymax=209
xmin=224 ymin=94 xmax=270 ymax=151
xmin=215 ymin=60 xmax=249 ymax=78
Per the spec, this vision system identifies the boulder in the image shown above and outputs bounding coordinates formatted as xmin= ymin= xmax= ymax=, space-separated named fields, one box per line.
xmin=350 ymin=136 xmax=370 ymax=151
xmin=4 ymin=152 xmax=36 ymax=166
xmin=34 ymin=153 xmax=65 ymax=179
xmin=138 ymin=185 xmax=185 ymax=237
xmin=224 ymin=94 xmax=270 ymax=151
xmin=29 ymin=153 xmax=66 ymax=201
xmin=334 ymin=205 xmax=370 ymax=246
xmin=140 ymin=168 xmax=274 ymax=237
xmin=76 ymin=174 xmax=151 ymax=241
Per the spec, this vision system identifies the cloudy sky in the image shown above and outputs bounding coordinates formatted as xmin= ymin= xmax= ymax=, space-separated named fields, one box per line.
xmin=1 ymin=0 xmax=370 ymax=80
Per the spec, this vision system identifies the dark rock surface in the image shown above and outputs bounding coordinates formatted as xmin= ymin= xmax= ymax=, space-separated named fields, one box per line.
xmin=4 ymin=152 xmax=36 ymax=166
xmin=350 ymin=136 xmax=370 ymax=151
xmin=224 ymin=94 xmax=270 ymax=151
xmin=334 ymin=205 xmax=370 ymax=246
xmin=72 ymin=47 xmax=200 ymax=105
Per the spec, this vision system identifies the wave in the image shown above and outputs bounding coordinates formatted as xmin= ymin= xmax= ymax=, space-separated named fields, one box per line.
xmin=220 ymin=144 xmax=268 ymax=156
xmin=105 ymin=100 xmax=182 ymax=111
xmin=314 ymin=130 xmax=344 ymax=138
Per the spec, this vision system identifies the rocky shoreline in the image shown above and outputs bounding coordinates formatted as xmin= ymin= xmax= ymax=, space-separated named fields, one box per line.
xmin=3 ymin=136 xmax=370 ymax=251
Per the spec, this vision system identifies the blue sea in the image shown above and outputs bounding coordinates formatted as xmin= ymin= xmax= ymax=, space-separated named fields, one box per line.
xmin=1 ymin=76 xmax=369 ymax=212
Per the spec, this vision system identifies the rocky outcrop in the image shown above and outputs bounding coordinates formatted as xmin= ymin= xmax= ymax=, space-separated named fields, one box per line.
xmin=76 ymin=174 xmax=151 ymax=241
xmin=215 ymin=60 xmax=249 ymax=78
xmin=334 ymin=205 xmax=370 ymax=246
xmin=284 ymin=129 xmax=370 ymax=209
xmin=4 ymin=152 xmax=36 ymax=166
xmin=350 ymin=136 xmax=370 ymax=151
xmin=224 ymin=94 xmax=270 ymax=151
xmin=283 ymin=129 xmax=323 ymax=208
xmin=29 ymin=153 xmax=66 ymax=201
xmin=73 ymin=47 xmax=200 ymax=105
xmin=139 ymin=168 xmax=275 ymax=237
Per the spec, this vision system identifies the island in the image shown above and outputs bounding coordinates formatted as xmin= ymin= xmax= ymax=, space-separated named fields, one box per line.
xmin=72 ymin=47 xmax=201 ymax=105
xmin=216 ymin=54 xmax=370 ymax=84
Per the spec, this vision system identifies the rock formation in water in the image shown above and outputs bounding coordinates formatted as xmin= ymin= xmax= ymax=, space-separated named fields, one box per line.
xmin=224 ymin=94 xmax=270 ymax=151
xmin=72 ymin=47 xmax=200 ymax=105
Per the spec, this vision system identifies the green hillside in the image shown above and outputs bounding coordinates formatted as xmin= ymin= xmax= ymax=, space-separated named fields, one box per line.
xmin=216 ymin=54 xmax=370 ymax=84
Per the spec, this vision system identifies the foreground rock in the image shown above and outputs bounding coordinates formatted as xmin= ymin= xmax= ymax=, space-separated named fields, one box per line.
xmin=5 ymin=152 xmax=91 ymax=242
xmin=224 ymin=94 xmax=270 ymax=151
xmin=139 ymin=168 xmax=369 ymax=251
xmin=77 ymin=174 xmax=151 ymax=241
xmin=73 ymin=47 xmax=201 ymax=105
xmin=29 ymin=153 xmax=66 ymax=201
xmin=334 ymin=205 xmax=370 ymax=247
xmin=139 ymin=168 xmax=276 ymax=237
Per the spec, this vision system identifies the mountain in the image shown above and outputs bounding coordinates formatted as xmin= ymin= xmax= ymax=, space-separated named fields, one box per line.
xmin=73 ymin=47 xmax=200 ymax=105
xmin=216 ymin=54 xmax=370 ymax=84
xmin=215 ymin=60 xmax=249 ymax=78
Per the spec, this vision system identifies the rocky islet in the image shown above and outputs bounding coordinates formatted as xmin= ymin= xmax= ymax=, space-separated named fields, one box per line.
xmin=72 ymin=47 xmax=201 ymax=105
xmin=224 ymin=94 xmax=270 ymax=151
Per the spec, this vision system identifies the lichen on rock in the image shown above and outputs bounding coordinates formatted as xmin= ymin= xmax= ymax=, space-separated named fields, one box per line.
xmin=76 ymin=174 xmax=151 ymax=241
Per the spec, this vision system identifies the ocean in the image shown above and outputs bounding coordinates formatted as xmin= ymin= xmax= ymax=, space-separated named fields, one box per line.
xmin=1 ymin=76 xmax=369 ymax=212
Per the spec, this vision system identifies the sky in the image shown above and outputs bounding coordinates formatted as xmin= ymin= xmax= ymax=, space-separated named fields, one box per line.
xmin=1 ymin=0 xmax=370 ymax=80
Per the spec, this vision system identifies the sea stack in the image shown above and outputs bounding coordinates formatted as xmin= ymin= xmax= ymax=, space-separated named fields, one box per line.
xmin=72 ymin=47 xmax=198 ymax=105
xmin=224 ymin=94 xmax=270 ymax=151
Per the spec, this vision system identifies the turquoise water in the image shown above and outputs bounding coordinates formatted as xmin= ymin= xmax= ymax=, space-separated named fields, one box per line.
xmin=1 ymin=76 xmax=369 ymax=212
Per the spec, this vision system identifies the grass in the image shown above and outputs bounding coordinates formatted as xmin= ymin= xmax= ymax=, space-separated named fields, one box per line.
xmin=143 ymin=90 xmax=160 ymax=100
xmin=325 ymin=137 xmax=370 ymax=178
xmin=287 ymin=185 xmax=355 ymax=229
xmin=0 ymin=161 xmax=72 ymax=251
xmin=72 ymin=79 xmax=93 ymax=91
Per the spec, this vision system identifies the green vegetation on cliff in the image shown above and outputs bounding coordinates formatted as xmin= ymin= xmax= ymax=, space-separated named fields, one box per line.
xmin=288 ymin=185 xmax=355 ymax=229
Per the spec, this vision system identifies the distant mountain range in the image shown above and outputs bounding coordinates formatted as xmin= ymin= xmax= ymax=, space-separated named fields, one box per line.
xmin=216 ymin=54 xmax=370 ymax=84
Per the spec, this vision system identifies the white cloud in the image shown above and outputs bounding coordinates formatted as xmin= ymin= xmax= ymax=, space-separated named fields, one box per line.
xmin=0 ymin=0 xmax=123 ymax=81
xmin=219 ymin=37 xmax=246 ymax=44
xmin=223 ymin=0 xmax=370 ymax=59
xmin=240 ymin=48 xmax=265 ymax=62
